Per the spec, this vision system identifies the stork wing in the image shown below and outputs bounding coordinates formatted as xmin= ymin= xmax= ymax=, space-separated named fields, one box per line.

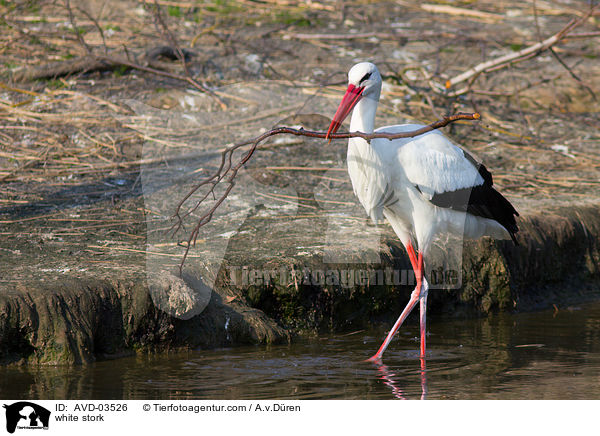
xmin=380 ymin=125 xmax=519 ymax=241
xmin=393 ymin=128 xmax=486 ymax=197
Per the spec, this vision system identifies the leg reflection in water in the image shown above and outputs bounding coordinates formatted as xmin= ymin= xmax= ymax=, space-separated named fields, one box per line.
xmin=372 ymin=358 xmax=428 ymax=400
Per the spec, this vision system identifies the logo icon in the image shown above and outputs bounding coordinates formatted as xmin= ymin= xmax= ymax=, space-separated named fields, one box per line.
xmin=3 ymin=402 xmax=50 ymax=434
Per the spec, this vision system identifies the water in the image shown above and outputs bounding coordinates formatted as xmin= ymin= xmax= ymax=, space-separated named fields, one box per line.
xmin=2 ymin=301 xmax=600 ymax=400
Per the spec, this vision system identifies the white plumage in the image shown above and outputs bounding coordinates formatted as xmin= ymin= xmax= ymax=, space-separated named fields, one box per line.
xmin=326 ymin=62 xmax=519 ymax=361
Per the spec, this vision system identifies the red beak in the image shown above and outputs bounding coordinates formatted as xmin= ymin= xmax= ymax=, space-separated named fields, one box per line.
xmin=326 ymin=84 xmax=364 ymax=141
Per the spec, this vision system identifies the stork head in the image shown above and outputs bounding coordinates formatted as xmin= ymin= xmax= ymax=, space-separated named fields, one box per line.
xmin=326 ymin=62 xmax=382 ymax=140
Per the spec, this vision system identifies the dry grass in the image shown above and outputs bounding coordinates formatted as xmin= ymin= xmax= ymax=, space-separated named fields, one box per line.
xmin=0 ymin=0 xmax=599 ymax=210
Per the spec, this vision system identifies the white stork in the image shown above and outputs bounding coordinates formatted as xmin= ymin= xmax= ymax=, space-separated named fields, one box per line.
xmin=326 ymin=62 xmax=519 ymax=362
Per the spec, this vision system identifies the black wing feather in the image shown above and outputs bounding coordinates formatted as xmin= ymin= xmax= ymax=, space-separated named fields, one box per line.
xmin=426 ymin=152 xmax=519 ymax=245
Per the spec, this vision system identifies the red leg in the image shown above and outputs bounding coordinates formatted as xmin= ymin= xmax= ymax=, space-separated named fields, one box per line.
xmin=406 ymin=243 xmax=423 ymax=292
xmin=406 ymin=241 xmax=418 ymax=271
xmin=415 ymin=251 xmax=423 ymax=296
xmin=419 ymin=301 xmax=427 ymax=357
xmin=368 ymin=244 xmax=425 ymax=362
xmin=416 ymin=252 xmax=427 ymax=357
xmin=367 ymin=289 xmax=420 ymax=362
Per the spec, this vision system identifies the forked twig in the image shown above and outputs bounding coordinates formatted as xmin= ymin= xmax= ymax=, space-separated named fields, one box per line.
xmin=171 ymin=113 xmax=480 ymax=273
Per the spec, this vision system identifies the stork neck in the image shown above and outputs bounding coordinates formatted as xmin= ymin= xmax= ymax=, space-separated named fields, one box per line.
xmin=350 ymin=94 xmax=378 ymax=135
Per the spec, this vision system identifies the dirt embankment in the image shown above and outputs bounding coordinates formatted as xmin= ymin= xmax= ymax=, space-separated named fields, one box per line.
xmin=2 ymin=197 xmax=599 ymax=365
xmin=1 ymin=0 xmax=599 ymax=365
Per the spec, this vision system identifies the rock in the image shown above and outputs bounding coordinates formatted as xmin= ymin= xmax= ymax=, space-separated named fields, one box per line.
xmin=147 ymin=271 xmax=211 ymax=320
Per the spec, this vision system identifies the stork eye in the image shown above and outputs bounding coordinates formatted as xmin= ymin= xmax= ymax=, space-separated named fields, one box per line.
xmin=360 ymin=72 xmax=372 ymax=84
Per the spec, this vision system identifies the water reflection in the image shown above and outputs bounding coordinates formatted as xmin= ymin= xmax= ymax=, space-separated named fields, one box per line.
xmin=1 ymin=301 xmax=600 ymax=400
xmin=373 ymin=358 xmax=427 ymax=400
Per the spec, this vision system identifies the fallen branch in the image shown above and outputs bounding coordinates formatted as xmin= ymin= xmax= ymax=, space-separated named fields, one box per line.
xmin=13 ymin=46 xmax=197 ymax=81
xmin=420 ymin=3 xmax=503 ymax=22
xmin=171 ymin=112 xmax=480 ymax=273
xmin=285 ymin=30 xmax=453 ymax=40
xmin=13 ymin=57 xmax=122 ymax=82
xmin=443 ymin=5 xmax=598 ymax=95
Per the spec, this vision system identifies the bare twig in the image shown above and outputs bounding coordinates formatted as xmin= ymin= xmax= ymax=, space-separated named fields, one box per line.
xmin=533 ymin=0 xmax=543 ymax=43
xmin=285 ymin=30 xmax=457 ymax=41
xmin=564 ymin=32 xmax=600 ymax=39
xmin=152 ymin=1 xmax=187 ymax=64
xmin=420 ymin=3 xmax=503 ymax=22
xmin=74 ymin=4 xmax=108 ymax=54
xmin=549 ymin=47 xmax=597 ymax=101
xmin=64 ymin=0 xmax=92 ymax=55
xmin=145 ymin=1 xmax=228 ymax=108
xmin=171 ymin=112 xmax=480 ymax=273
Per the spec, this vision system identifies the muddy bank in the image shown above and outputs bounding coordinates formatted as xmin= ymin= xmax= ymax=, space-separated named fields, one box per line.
xmin=1 ymin=193 xmax=599 ymax=365
xmin=0 ymin=274 xmax=289 ymax=365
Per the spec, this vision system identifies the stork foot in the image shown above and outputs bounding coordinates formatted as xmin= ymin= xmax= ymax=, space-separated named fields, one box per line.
xmin=366 ymin=354 xmax=383 ymax=364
